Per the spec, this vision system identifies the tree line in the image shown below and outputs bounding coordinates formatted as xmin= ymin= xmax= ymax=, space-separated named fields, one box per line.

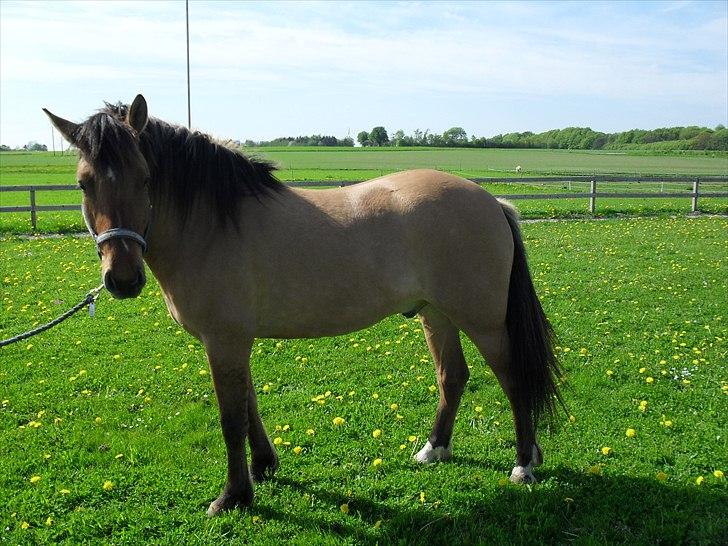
xmin=4 ymin=125 xmax=726 ymax=152
xmin=355 ymin=125 xmax=728 ymax=151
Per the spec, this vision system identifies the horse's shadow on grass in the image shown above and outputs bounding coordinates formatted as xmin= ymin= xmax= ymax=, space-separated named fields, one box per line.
xmin=251 ymin=462 xmax=727 ymax=545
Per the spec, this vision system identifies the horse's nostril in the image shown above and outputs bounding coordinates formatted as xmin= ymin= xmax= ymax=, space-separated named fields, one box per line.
xmin=104 ymin=271 xmax=117 ymax=292
xmin=133 ymin=269 xmax=146 ymax=288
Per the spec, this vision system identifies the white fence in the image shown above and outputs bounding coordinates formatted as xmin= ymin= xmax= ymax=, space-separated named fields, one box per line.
xmin=1 ymin=176 xmax=727 ymax=230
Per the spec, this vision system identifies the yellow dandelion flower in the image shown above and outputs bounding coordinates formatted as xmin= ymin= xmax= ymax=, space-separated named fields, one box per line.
xmin=273 ymin=437 xmax=283 ymax=446
xmin=94 ymin=417 xmax=102 ymax=424
xmin=306 ymin=428 xmax=315 ymax=435
xmin=646 ymin=377 xmax=654 ymax=384
xmin=333 ymin=417 xmax=345 ymax=426
xmin=262 ymin=384 xmax=270 ymax=393
xmin=419 ymin=491 xmax=426 ymax=503
xmin=606 ymin=370 xmax=614 ymax=376
xmin=372 ymin=392 xmax=379 ymax=399
xmin=115 ymin=453 xmax=124 ymax=459
xmin=59 ymin=489 xmax=70 ymax=495
xmin=408 ymin=435 xmax=417 ymax=443
xmin=663 ymin=420 xmax=673 ymax=428
xmin=626 ymin=428 xmax=636 ymax=438
xmin=390 ymin=403 xmax=399 ymax=411
xmin=340 ymin=503 xmax=349 ymax=514
xmin=399 ymin=444 xmax=406 ymax=450
xmin=293 ymin=446 xmax=302 ymax=455
xmin=252 ymin=515 xmax=263 ymax=524
xmin=569 ymin=415 xmax=576 ymax=423
xmin=45 ymin=516 xmax=53 ymax=526
xmin=475 ymin=406 xmax=483 ymax=413
xmin=102 ymin=480 xmax=114 ymax=491
xmin=30 ymin=475 xmax=41 ymax=484
xmin=601 ymin=446 xmax=612 ymax=456
xmin=639 ymin=367 xmax=646 ymax=374
xmin=714 ymin=470 xmax=724 ymax=479
xmin=695 ymin=476 xmax=705 ymax=485
xmin=589 ymin=465 xmax=602 ymax=475
xmin=198 ymin=369 xmax=208 ymax=376
xmin=428 ymin=385 xmax=437 ymax=393
xmin=372 ymin=458 xmax=383 ymax=468
xmin=498 ymin=477 xmax=509 ymax=487
xmin=372 ymin=429 xmax=382 ymax=439
xmin=656 ymin=471 xmax=667 ymax=481
xmin=374 ymin=519 xmax=382 ymax=529
xmin=21 ymin=521 xmax=30 ymax=530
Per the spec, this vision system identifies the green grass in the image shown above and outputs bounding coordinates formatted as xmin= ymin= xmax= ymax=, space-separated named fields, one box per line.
xmin=1 ymin=217 xmax=726 ymax=544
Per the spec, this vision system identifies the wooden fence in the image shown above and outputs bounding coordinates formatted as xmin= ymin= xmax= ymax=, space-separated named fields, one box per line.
xmin=1 ymin=176 xmax=727 ymax=230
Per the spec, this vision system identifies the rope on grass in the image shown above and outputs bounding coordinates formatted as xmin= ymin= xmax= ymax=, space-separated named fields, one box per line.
xmin=0 ymin=285 xmax=104 ymax=347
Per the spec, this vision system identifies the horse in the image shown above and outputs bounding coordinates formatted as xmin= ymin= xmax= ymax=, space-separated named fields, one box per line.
xmin=44 ymin=95 xmax=562 ymax=516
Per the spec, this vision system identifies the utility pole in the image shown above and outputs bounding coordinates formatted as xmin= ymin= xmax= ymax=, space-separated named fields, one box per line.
xmin=186 ymin=0 xmax=191 ymax=129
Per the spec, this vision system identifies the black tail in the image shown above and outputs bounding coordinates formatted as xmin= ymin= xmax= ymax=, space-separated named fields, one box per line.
xmin=500 ymin=201 xmax=564 ymax=425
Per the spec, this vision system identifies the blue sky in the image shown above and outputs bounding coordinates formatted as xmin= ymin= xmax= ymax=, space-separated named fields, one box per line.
xmin=1 ymin=0 xmax=726 ymax=148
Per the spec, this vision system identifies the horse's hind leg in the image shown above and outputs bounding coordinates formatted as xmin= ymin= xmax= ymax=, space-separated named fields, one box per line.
xmin=414 ymin=306 xmax=469 ymax=463
xmin=468 ymin=328 xmax=541 ymax=483
xmin=246 ymin=372 xmax=279 ymax=482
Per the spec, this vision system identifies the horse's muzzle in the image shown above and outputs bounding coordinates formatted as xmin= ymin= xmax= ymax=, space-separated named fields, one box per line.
xmin=104 ymin=268 xmax=146 ymax=299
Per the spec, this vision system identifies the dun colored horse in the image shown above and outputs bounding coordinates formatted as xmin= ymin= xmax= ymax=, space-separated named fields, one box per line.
xmin=44 ymin=95 xmax=562 ymax=516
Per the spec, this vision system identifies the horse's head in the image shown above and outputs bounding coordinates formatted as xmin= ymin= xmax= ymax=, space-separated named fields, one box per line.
xmin=44 ymin=95 xmax=151 ymax=299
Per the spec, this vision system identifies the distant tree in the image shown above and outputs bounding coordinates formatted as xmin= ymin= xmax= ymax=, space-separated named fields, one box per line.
xmin=369 ymin=126 xmax=389 ymax=146
xmin=443 ymin=127 xmax=468 ymax=146
xmin=357 ymin=131 xmax=369 ymax=146
xmin=0 ymin=144 xmax=10 ymax=151
xmin=392 ymin=130 xmax=405 ymax=146
xmin=24 ymin=141 xmax=47 ymax=151
xmin=340 ymin=137 xmax=354 ymax=147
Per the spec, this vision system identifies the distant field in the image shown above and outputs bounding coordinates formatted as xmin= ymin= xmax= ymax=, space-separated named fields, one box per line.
xmin=1 ymin=149 xmax=726 ymax=233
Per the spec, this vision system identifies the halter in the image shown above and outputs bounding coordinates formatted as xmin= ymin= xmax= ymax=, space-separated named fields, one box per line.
xmin=82 ymin=202 xmax=150 ymax=257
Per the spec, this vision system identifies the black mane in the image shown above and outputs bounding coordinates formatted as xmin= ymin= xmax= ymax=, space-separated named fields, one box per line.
xmin=84 ymin=101 xmax=281 ymax=225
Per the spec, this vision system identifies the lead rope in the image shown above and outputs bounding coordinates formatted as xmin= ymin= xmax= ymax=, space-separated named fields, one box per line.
xmin=0 ymin=285 xmax=104 ymax=348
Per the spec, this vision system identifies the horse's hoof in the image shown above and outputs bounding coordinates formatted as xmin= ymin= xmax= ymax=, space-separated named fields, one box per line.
xmin=414 ymin=441 xmax=452 ymax=464
xmin=509 ymin=465 xmax=537 ymax=484
xmin=251 ymin=453 xmax=279 ymax=482
xmin=206 ymin=488 xmax=254 ymax=517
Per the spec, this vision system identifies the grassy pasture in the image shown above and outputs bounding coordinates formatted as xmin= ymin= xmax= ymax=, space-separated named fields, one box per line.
xmin=1 ymin=217 xmax=726 ymax=544
xmin=1 ymin=150 xmax=727 ymax=234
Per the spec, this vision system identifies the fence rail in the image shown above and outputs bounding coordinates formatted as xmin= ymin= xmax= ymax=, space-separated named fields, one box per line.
xmin=2 ymin=176 xmax=727 ymax=230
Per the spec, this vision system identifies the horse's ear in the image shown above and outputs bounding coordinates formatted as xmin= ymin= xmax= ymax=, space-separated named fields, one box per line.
xmin=43 ymin=108 xmax=79 ymax=144
xmin=127 ymin=94 xmax=148 ymax=133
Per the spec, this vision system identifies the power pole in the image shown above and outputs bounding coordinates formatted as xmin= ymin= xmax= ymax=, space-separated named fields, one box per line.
xmin=186 ymin=0 xmax=191 ymax=129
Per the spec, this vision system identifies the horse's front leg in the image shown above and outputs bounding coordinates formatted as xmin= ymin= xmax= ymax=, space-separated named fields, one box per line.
xmin=205 ymin=335 xmax=255 ymax=516
xmin=246 ymin=371 xmax=278 ymax=481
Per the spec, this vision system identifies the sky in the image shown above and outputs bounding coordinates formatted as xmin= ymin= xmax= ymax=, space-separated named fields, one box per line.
xmin=1 ymin=0 xmax=726 ymax=148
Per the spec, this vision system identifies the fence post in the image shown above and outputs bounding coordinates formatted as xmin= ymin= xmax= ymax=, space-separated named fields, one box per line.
xmin=691 ymin=178 xmax=700 ymax=213
xmin=589 ymin=179 xmax=597 ymax=214
xmin=30 ymin=188 xmax=37 ymax=231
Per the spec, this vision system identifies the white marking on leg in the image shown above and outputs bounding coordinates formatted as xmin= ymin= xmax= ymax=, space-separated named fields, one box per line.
xmin=510 ymin=462 xmax=536 ymax=483
xmin=414 ymin=441 xmax=452 ymax=464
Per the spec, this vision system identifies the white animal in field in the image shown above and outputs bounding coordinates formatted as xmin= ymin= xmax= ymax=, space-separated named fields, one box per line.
xmin=516 ymin=165 xmax=522 ymax=173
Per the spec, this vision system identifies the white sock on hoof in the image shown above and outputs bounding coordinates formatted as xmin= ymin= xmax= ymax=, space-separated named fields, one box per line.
xmin=510 ymin=462 xmax=536 ymax=483
xmin=414 ymin=441 xmax=452 ymax=464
